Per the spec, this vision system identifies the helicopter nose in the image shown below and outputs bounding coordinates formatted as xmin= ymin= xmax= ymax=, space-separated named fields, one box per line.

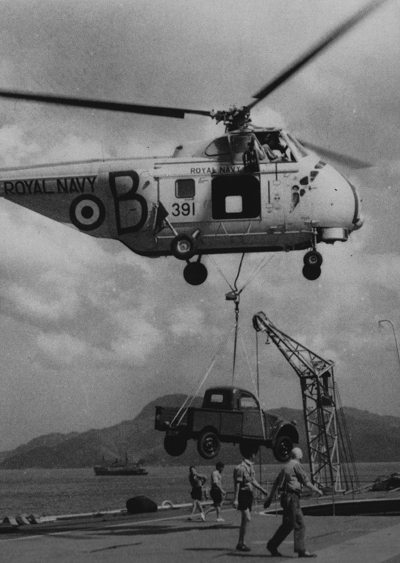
xmin=311 ymin=164 xmax=363 ymax=239
xmin=347 ymin=180 xmax=364 ymax=231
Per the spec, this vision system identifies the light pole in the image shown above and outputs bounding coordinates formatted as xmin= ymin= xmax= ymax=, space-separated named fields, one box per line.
xmin=378 ymin=319 xmax=400 ymax=372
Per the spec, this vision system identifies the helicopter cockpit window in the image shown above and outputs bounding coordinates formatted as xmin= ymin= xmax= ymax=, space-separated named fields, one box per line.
xmin=255 ymin=131 xmax=296 ymax=162
xmin=205 ymin=136 xmax=231 ymax=158
xmin=286 ymin=133 xmax=308 ymax=158
xmin=175 ymin=178 xmax=195 ymax=199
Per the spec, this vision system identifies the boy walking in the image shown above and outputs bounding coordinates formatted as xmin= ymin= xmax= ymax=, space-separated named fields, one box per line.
xmin=204 ymin=462 xmax=226 ymax=521
xmin=233 ymin=450 xmax=268 ymax=552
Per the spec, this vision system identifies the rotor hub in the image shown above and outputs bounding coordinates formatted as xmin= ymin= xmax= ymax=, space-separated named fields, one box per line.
xmin=210 ymin=106 xmax=251 ymax=131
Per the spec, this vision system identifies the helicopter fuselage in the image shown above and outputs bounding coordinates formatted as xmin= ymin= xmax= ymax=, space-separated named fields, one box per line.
xmin=0 ymin=129 xmax=362 ymax=283
xmin=0 ymin=0 xmax=386 ymax=284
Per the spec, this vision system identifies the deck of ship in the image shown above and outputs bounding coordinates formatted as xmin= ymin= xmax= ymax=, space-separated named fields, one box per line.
xmin=1 ymin=499 xmax=400 ymax=563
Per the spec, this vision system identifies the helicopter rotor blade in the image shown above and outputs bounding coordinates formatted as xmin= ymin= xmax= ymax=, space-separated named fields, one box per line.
xmin=0 ymin=89 xmax=211 ymax=118
xmin=0 ymin=1 xmax=387 ymax=124
xmin=300 ymin=140 xmax=372 ymax=169
xmin=248 ymin=0 xmax=388 ymax=109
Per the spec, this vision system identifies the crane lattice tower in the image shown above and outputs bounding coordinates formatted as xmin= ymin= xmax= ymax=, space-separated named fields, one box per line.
xmin=253 ymin=311 xmax=358 ymax=492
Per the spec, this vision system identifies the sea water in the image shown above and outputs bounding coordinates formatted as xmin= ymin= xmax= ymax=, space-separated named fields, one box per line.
xmin=0 ymin=462 xmax=398 ymax=518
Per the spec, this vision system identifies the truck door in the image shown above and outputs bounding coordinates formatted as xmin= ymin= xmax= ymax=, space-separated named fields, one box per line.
xmin=240 ymin=393 xmax=265 ymax=439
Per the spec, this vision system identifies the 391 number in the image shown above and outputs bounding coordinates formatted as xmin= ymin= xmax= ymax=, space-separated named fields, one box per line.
xmin=171 ymin=202 xmax=195 ymax=217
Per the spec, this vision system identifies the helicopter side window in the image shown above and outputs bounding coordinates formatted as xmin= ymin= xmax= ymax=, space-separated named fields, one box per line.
xmin=230 ymin=134 xmax=255 ymax=163
xmin=205 ymin=136 xmax=231 ymax=158
xmin=231 ymin=135 xmax=253 ymax=154
xmin=175 ymin=179 xmax=195 ymax=199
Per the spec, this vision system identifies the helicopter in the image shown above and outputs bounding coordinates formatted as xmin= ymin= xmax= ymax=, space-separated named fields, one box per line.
xmin=0 ymin=1 xmax=386 ymax=286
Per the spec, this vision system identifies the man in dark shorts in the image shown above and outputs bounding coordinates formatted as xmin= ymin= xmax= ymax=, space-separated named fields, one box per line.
xmin=233 ymin=450 xmax=268 ymax=552
xmin=204 ymin=461 xmax=226 ymax=521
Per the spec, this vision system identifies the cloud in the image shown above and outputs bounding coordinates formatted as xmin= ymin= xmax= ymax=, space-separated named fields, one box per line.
xmin=387 ymin=159 xmax=400 ymax=178
xmin=170 ymin=305 xmax=205 ymax=336
xmin=0 ymin=204 xmax=108 ymax=322
xmin=0 ymin=124 xmax=41 ymax=166
xmin=6 ymin=279 xmax=80 ymax=323
xmin=36 ymin=331 xmax=88 ymax=365
xmin=109 ymin=310 xmax=163 ymax=364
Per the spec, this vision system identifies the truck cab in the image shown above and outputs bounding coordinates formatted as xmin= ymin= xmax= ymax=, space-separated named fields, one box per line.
xmin=155 ymin=386 xmax=299 ymax=461
xmin=202 ymin=387 xmax=259 ymax=410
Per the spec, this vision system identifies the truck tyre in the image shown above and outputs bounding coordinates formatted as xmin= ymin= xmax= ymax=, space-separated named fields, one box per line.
xmin=239 ymin=441 xmax=259 ymax=459
xmin=164 ymin=435 xmax=187 ymax=457
xmin=273 ymin=435 xmax=293 ymax=462
xmin=197 ymin=430 xmax=221 ymax=459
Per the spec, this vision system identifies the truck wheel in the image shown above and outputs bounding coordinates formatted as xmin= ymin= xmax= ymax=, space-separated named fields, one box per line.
xmin=197 ymin=430 xmax=220 ymax=459
xmin=273 ymin=435 xmax=293 ymax=462
xmin=239 ymin=441 xmax=259 ymax=459
xmin=164 ymin=435 xmax=187 ymax=457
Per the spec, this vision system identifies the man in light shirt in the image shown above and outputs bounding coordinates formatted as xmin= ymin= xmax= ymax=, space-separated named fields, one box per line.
xmin=264 ymin=447 xmax=323 ymax=558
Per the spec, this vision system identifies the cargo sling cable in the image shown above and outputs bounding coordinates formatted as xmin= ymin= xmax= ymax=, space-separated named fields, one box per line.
xmin=212 ymin=252 xmax=279 ymax=440
xmin=209 ymin=252 xmax=277 ymax=381
xmin=169 ymin=253 xmax=276 ymax=434
xmin=169 ymin=324 xmax=236 ymax=429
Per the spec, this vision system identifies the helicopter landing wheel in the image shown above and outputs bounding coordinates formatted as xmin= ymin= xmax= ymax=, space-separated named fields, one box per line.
xmin=183 ymin=261 xmax=208 ymax=285
xmin=302 ymin=265 xmax=321 ymax=281
xmin=303 ymin=250 xmax=323 ymax=268
xmin=171 ymin=234 xmax=196 ymax=260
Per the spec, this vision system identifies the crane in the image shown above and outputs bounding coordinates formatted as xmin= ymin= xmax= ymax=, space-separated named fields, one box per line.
xmin=252 ymin=311 xmax=358 ymax=492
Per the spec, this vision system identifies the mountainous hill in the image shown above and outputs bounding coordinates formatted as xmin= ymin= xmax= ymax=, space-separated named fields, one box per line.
xmin=0 ymin=394 xmax=399 ymax=469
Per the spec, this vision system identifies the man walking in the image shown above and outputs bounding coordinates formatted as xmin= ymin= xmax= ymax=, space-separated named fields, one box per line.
xmin=264 ymin=447 xmax=323 ymax=558
xmin=233 ymin=450 xmax=268 ymax=552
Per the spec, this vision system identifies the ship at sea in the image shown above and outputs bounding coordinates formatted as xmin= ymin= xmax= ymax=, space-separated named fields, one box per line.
xmin=93 ymin=455 xmax=148 ymax=476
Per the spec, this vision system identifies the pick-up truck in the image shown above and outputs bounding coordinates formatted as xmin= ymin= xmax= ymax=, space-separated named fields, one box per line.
xmin=155 ymin=386 xmax=299 ymax=461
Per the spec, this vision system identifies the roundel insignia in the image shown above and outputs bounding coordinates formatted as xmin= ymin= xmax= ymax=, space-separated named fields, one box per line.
xmin=69 ymin=195 xmax=106 ymax=231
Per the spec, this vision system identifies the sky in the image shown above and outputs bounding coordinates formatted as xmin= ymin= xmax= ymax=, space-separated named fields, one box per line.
xmin=0 ymin=0 xmax=398 ymax=450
